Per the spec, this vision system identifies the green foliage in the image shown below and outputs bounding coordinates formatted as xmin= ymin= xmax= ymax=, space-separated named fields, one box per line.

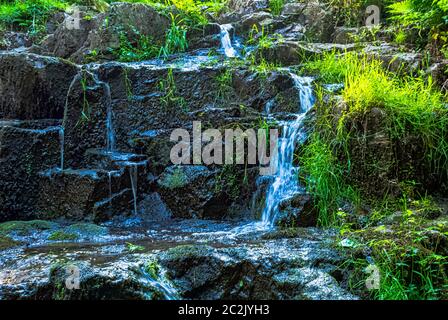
xmin=301 ymin=131 xmax=359 ymax=226
xmin=159 ymin=68 xmax=187 ymax=111
xmin=79 ymin=72 xmax=91 ymax=123
xmin=0 ymin=220 xmax=56 ymax=236
xmin=116 ymin=28 xmax=160 ymax=62
xmin=268 ymin=0 xmax=283 ymax=16
xmin=158 ymin=12 xmax=188 ymax=58
xmin=388 ymin=0 xmax=448 ymax=50
xmin=144 ymin=258 xmax=160 ymax=279
xmin=126 ymin=242 xmax=145 ymax=252
xmin=340 ymin=197 xmax=448 ymax=300
xmin=215 ymin=164 xmax=248 ymax=200
xmin=301 ymin=51 xmax=448 ymax=225
xmin=0 ymin=234 xmax=19 ymax=250
xmin=48 ymin=230 xmax=78 ymax=241
xmin=215 ymin=68 xmax=233 ymax=102
xmin=159 ymin=166 xmax=187 ymax=189
xmin=0 ymin=0 xmax=67 ymax=34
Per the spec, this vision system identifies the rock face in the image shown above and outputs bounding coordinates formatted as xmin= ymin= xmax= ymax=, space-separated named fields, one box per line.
xmin=0 ymin=121 xmax=61 ymax=221
xmin=0 ymin=52 xmax=78 ymax=119
xmin=39 ymin=3 xmax=170 ymax=62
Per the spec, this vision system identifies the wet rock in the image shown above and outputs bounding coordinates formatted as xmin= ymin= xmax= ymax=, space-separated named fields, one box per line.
xmin=284 ymin=0 xmax=335 ymax=42
xmin=0 ymin=121 xmax=61 ymax=221
xmin=276 ymin=193 xmax=318 ymax=228
xmin=255 ymin=41 xmax=357 ymax=65
xmin=157 ymin=165 xmax=227 ymax=219
xmin=0 ymin=220 xmax=356 ymax=300
xmin=0 ymin=32 xmax=32 ymax=50
xmin=40 ymin=3 xmax=170 ymax=62
xmin=362 ymin=43 xmax=422 ymax=74
xmin=41 ymin=9 xmax=95 ymax=59
xmin=0 ymin=52 xmax=78 ymax=120
xmin=227 ymin=0 xmax=269 ymax=16
xmin=236 ymin=11 xmax=274 ymax=33
xmin=333 ymin=27 xmax=360 ymax=44
xmin=427 ymin=60 xmax=448 ymax=91
xmin=273 ymin=267 xmax=356 ymax=300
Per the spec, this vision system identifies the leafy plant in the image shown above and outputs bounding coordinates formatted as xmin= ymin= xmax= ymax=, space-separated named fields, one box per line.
xmin=269 ymin=0 xmax=283 ymax=16
xmin=158 ymin=12 xmax=188 ymax=58
xmin=159 ymin=68 xmax=187 ymax=111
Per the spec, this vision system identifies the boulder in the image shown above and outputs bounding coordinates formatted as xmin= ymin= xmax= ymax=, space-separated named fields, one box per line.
xmin=276 ymin=193 xmax=318 ymax=227
xmin=0 ymin=52 xmax=79 ymax=120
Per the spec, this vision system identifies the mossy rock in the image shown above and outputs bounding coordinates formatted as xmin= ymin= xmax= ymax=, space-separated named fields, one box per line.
xmin=48 ymin=231 xmax=79 ymax=241
xmin=65 ymin=223 xmax=108 ymax=237
xmin=0 ymin=235 xmax=20 ymax=250
xmin=262 ymin=227 xmax=321 ymax=240
xmin=0 ymin=220 xmax=57 ymax=236
xmin=163 ymin=244 xmax=210 ymax=260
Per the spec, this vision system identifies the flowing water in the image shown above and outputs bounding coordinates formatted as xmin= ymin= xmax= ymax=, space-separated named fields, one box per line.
xmin=60 ymin=73 xmax=83 ymax=171
xmin=140 ymin=267 xmax=179 ymax=300
xmin=129 ymin=163 xmax=138 ymax=215
xmin=261 ymin=74 xmax=315 ymax=227
xmin=219 ymin=24 xmax=238 ymax=58
xmin=59 ymin=126 xmax=64 ymax=171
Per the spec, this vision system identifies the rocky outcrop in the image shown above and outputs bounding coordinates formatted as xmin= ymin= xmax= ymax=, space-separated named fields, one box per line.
xmin=0 ymin=52 xmax=78 ymax=120
xmin=0 ymin=224 xmax=356 ymax=300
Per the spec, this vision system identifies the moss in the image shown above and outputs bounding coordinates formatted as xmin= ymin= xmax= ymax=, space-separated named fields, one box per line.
xmin=262 ymin=227 xmax=320 ymax=240
xmin=0 ymin=235 xmax=20 ymax=250
xmin=65 ymin=223 xmax=108 ymax=236
xmin=48 ymin=230 xmax=79 ymax=241
xmin=164 ymin=244 xmax=210 ymax=260
xmin=159 ymin=166 xmax=188 ymax=189
xmin=144 ymin=258 xmax=160 ymax=279
xmin=0 ymin=220 xmax=57 ymax=236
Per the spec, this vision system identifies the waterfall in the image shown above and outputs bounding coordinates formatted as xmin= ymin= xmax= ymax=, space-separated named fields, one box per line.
xmin=60 ymin=72 xmax=83 ymax=171
xmin=219 ymin=24 xmax=238 ymax=58
xmin=129 ymin=164 xmax=138 ymax=215
xmin=90 ymin=72 xmax=115 ymax=153
xmin=140 ymin=267 xmax=179 ymax=300
xmin=103 ymin=81 xmax=115 ymax=153
xmin=261 ymin=74 xmax=315 ymax=227
xmin=59 ymin=126 xmax=64 ymax=171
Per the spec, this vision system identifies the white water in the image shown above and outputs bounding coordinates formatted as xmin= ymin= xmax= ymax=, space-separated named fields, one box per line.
xmin=261 ymin=74 xmax=315 ymax=227
xmin=140 ymin=267 xmax=179 ymax=300
xmin=219 ymin=24 xmax=238 ymax=58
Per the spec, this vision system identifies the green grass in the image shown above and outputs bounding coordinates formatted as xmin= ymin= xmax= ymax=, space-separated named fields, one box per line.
xmin=340 ymin=202 xmax=448 ymax=300
xmin=158 ymin=68 xmax=187 ymax=111
xmin=0 ymin=0 xmax=67 ymax=34
xmin=301 ymin=51 xmax=448 ymax=225
xmin=158 ymin=12 xmax=188 ymax=58
xmin=268 ymin=0 xmax=283 ymax=16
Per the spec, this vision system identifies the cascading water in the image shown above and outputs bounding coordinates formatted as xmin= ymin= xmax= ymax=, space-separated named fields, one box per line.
xmin=129 ymin=163 xmax=138 ymax=215
xmin=59 ymin=126 xmax=64 ymax=171
xmin=139 ymin=267 xmax=179 ymax=300
xmin=90 ymin=72 xmax=115 ymax=153
xmin=219 ymin=24 xmax=238 ymax=58
xmin=60 ymin=72 xmax=83 ymax=171
xmin=261 ymin=74 xmax=315 ymax=227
